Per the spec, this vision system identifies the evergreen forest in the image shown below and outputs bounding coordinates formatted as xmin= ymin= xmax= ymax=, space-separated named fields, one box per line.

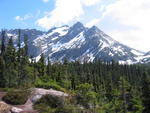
xmin=0 ymin=30 xmax=150 ymax=113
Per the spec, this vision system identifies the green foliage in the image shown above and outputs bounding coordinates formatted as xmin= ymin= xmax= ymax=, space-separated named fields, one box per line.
xmin=77 ymin=83 xmax=93 ymax=94
xmin=34 ymin=94 xmax=64 ymax=113
xmin=0 ymin=56 xmax=6 ymax=87
xmin=130 ymin=97 xmax=144 ymax=113
xmin=55 ymin=105 xmax=82 ymax=113
xmin=141 ymin=72 xmax=150 ymax=113
xmin=35 ymin=76 xmax=67 ymax=92
xmin=76 ymin=83 xmax=98 ymax=108
xmin=2 ymin=90 xmax=30 ymax=105
xmin=0 ymin=88 xmax=15 ymax=92
xmin=1 ymin=29 xmax=150 ymax=112
xmin=37 ymin=53 xmax=45 ymax=77
xmin=34 ymin=94 xmax=83 ymax=113
xmin=34 ymin=103 xmax=56 ymax=113
xmin=1 ymin=30 xmax=6 ymax=56
xmin=35 ymin=95 xmax=64 ymax=108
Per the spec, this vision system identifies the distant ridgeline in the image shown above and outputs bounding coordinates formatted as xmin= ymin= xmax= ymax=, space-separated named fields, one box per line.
xmin=1 ymin=22 xmax=150 ymax=64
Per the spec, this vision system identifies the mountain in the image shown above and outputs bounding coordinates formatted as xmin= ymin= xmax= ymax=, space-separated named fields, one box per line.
xmin=3 ymin=29 xmax=45 ymax=56
xmin=1 ymin=22 xmax=149 ymax=64
xmin=137 ymin=51 xmax=150 ymax=63
xmin=32 ymin=22 xmax=145 ymax=63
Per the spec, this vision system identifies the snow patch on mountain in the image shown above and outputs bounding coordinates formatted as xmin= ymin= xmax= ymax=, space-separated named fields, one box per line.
xmin=131 ymin=50 xmax=144 ymax=56
xmin=2 ymin=22 xmax=150 ymax=64
xmin=50 ymin=31 xmax=85 ymax=54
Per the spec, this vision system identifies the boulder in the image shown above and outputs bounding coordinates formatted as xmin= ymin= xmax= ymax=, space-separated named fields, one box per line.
xmin=31 ymin=88 xmax=69 ymax=103
xmin=0 ymin=101 xmax=11 ymax=113
xmin=33 ymin=88 xmax=68 ymax=97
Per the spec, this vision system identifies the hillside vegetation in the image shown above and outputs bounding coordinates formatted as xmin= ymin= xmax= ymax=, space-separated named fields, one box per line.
xmin=0 ymin=30 xmax=150 ymax=113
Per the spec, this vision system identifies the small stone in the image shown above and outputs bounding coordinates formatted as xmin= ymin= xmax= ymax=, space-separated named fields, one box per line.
xmin=31 ymin=95 xmax=42 ymax=103
xmin=11 ymin=107 xmax=23 ymax=113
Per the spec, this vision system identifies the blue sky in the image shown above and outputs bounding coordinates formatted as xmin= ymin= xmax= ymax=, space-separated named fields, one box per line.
xmin=0 ymin=0 xmax=150 ymax=52
xmin=0 ymin=0 xmax=55 ymax=29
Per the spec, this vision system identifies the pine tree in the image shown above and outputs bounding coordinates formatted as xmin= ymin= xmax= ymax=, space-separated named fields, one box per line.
xmin=17 ymin=29 xmax=21 ymax=85
xmin=0 ymin=56 xmax=6 ymax=87
xmin=18 ymin=29 xmax=21 ymax=50
xmin=37 ymin=53 xmax=45 ymax=77
xmin=46 ymin=57 xmax=51 ymax=76
xmin=121 ymin=76 xmax=127 ymax=113
xmin=23 ymin=34 xmax=28 ymax=56
xmin=141 ymin=72 xmax=150 ymax=113
xmin=4 ymin=37 xmax=18 ymax=87
xmin=1 ymin=30 xmax=6 ymax=56
xmin=17 ymin=29 xmax=22 ymax=63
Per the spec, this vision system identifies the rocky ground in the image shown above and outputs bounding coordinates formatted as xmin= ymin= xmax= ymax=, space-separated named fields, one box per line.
xmin=0 ymin=88 xmax=69 ymax=113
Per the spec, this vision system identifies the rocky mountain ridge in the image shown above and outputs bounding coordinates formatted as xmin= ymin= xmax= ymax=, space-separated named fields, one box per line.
xmin=1 ymin=22 xmax=149 ymax=64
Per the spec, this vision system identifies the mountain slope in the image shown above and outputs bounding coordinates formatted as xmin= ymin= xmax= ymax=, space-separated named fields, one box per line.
xmin=32 ymin=22 xmax=144 ymax=63
xmin=136 ymin=51 xmax=150 ymax=63
xmin=1 ymin=22 xmax=148 ymax=64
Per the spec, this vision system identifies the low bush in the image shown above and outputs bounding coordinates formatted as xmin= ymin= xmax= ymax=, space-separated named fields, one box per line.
xmin=2 ymin=90 xmax=30 ymax=105
xmin=55 ymin=105 xmax=82 ymax=113
xmin=35 ymin=77 xmax=67 ymax=92
xmin=0 ymin=88 xmax=15 ymax=92
xmin=34 ymin=98 xmax=83 ymax=113
xmin=34 ymin=94 xmax=64 ymax=108
xmin=34 ymin=94 xmax=84 ymax=113
xmin=34 ymin=94 xmax=64 ymax=113
xmin=34 ymin=103 xmax=56 ymax=113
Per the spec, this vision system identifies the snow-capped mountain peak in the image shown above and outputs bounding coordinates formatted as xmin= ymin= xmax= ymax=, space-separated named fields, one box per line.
xmin=1 ymin=22 xmax=149 ymax=64
xmin=32 ymin=22 xmax=145 ymax=63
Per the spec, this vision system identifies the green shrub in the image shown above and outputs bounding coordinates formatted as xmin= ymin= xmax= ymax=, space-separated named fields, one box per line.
xmin=34 ymin=95 xmax=83 ymax=113
xmin=34 ymin=103 xmax=56 ymax=113
xmin=0 ymin=88 xmax=15 ymax=92
xmin=55 ymin=105 xmax=82 ymax=113
xmin=76 ymin=83 xmax=98 ymax=108
xmin=34 ymin=94 xmax=65 ymax=113
xmin=2 ymin=90 xmax=29 ymax=105
xmin=34 ymin=94 xmax=64 ymax=108
xmin=35 ymin=77 xmax=67 ymax=92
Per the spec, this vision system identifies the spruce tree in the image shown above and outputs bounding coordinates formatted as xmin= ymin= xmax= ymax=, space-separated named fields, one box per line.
xmin=1 ymin=30 xmax=6 ymax=56
xmin=0 ymin=56 xmax=6 ymax=87
xmin=141 ymin=72 xmax=150 ymax=113
xmin=121 ymin=76 xmax=127 ymax=113
xmin=46 ymin=57 xmax=51 ymax=76
xmin=37 ymin=53 xmax=45 ymax=77
xmin=4 ymin=37 xmax=18 ymax=87
xmin=23 ymin=34 xmax=28 ymax=57
xmin=17 ymin=29 xmax=22 ymax=85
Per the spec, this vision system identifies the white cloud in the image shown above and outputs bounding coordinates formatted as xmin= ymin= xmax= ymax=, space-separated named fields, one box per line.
xmin=15 ymin=16 xmax=23 ymax=21
xmin=81 ymin=0 xmax=101 ymax=6
xmin=36 ymin=0 xmax=101 ymax=29
xmin=103 ymin=0 xmax=150 ymax=52
xmin=109 ymin=29 xmax=150 ymax=51
xmin=15 ymin=14 xmax=32 ymax=21
xmin=86 ymin=18 xmax=101 ymax=27
xmin=42 ymin=0 xmax=49 ymax=3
